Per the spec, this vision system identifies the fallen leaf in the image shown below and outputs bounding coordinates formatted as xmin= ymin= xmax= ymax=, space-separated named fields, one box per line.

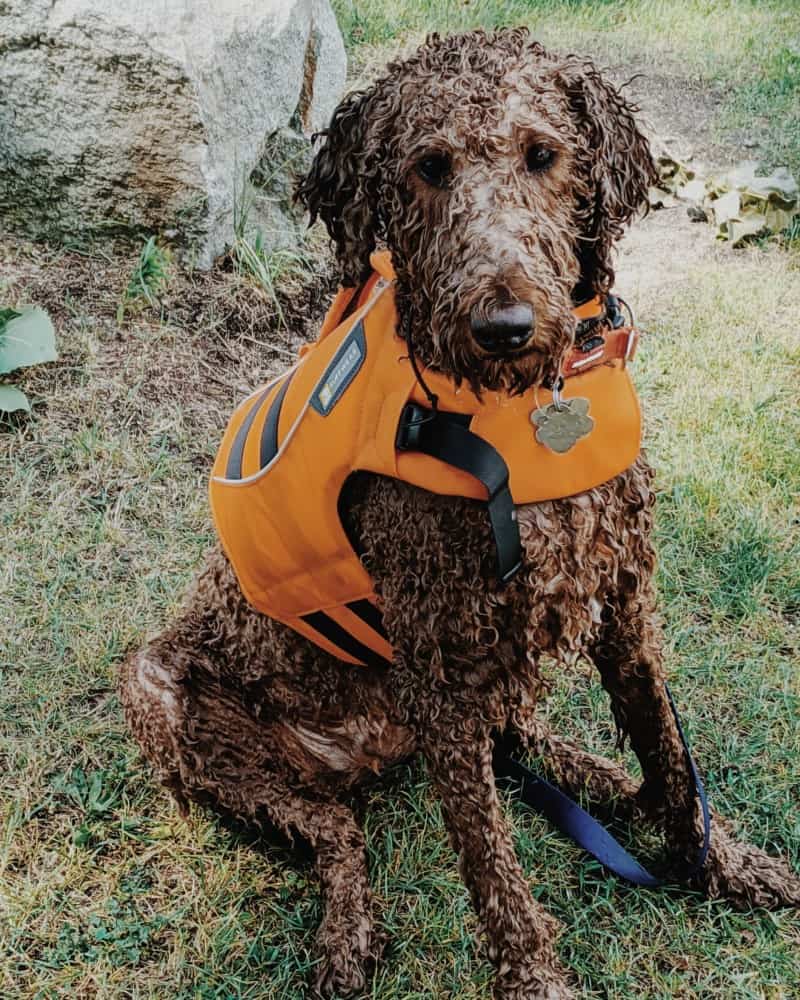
xmin=676 ymin=179 xmax=706 ymax=203
xmin=0 ymin=384 xmax=31 ymax=413
xmin=711 ymin=189 xmax=741 ymax=227
xmin=728 ymin=213 xmax=768 ymax=246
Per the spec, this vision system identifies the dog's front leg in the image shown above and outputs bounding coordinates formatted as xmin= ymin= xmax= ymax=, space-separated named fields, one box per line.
xmin=416 ymin=705 xmax=574 ymax=1000
xmin=592 ymin=594 xmax=800 ymax=909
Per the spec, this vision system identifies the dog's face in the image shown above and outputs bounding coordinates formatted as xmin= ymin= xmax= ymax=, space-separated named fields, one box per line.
xmin=297 ymin=28 xmax=655 ymax=393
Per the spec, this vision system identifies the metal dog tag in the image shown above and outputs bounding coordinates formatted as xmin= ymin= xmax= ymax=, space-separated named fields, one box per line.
xmin=531 ymin=397 xmax=594 ymax=453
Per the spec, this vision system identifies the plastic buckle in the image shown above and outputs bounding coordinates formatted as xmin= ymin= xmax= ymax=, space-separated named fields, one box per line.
xmin=623 ymin=328 xmax=639 ymax=367
xmin=396 ymin=402 xmax=430 ymax=451
xmin=606 ymin=293 xmax=626 ymax=330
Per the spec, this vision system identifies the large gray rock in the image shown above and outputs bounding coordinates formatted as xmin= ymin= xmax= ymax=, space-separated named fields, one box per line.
xmin=0 ymin=0 xmax=346 ymax=263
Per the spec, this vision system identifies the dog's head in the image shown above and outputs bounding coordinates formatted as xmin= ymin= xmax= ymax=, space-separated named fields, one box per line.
xmin=296 ymin=28 xmax=655 ymax=393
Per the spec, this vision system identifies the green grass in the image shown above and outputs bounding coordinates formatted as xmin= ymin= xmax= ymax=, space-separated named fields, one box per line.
xmin=231 ymin=171 xmax=320 ymax=330
xmin=2 ymin=3 xmax=800 ymax=997
xmin=333 ymin=0 xmax=798 ymax=68
xmin=116 ymin=237 xmax=171 ymax=326
xmin=723 ymin=41 xmax=800 ymax=175
xmin=334 ymin=0 xmax=800 ymax=179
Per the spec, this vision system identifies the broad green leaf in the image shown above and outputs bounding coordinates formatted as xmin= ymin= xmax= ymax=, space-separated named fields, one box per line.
xmin=0 ymin=307 xmax=57 ymax=375
xmin=0 ymin=384 xmax=31 ymax=413
xmin=0 ymin=307 xmax=22 ymax=334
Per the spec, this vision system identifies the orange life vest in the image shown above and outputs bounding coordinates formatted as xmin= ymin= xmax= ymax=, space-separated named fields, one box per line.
xmin=209 ymin=252 xmax=641 ymax=667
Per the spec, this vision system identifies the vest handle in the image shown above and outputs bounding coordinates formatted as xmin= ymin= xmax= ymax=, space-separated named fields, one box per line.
xmin=396 ymin=403 xmax=523 ymax=584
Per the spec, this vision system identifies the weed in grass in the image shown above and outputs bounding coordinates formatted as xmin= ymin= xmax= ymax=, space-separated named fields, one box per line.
xmin=781 ymin=214 xmax=800 ymax=255
xmin=44 ymin=897 xmax=168 ymax=970
xmin=116 ymin=236 xmax=171 ymax=325
xmin=229 ymin=167 xmax=313 ymax=327
xmin=232 ymin=232 xmax=311 ymax=330
xmin=50 ymin=766 xmax=123 ymax=818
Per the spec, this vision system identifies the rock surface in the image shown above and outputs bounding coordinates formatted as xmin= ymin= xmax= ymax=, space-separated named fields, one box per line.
xmin=0 ymin=0 xmax=346 ymax=264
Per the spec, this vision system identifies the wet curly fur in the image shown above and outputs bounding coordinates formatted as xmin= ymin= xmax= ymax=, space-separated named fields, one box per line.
xmin=120 ymin=28 xmax=800 ymax=999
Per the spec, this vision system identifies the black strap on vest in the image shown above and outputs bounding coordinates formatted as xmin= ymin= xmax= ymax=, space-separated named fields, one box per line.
xmin=396 ymin=403 xmax=522 ymax=584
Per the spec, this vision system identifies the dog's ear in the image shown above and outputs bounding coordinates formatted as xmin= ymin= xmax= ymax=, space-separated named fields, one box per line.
xmin=559 ymin=59 xmax=656 ymax=299
xmin=295 ymin=87 xmax=390 ymax=286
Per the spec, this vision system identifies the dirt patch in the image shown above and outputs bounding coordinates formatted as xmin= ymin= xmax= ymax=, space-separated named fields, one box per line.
xmin=601 ymin=64 xmax=743 ymax=312
xmin=0 ymin=234 xmax=339 ymax=475
xmin=616 ymin=203 xmax=727 ymax=313
xmin=607 ymin=63 xmax=737 ymax=171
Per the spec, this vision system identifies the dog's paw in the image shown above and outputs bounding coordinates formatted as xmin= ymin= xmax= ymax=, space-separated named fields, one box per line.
xmin=493 ymin=967 xmax=575 ymax=1000
xmin=312 ymin=918 xmax=384 ymax=998
xmin=313 ymin=951 xmax=368 ymax=998
xmin=696 ymin=819 xmax=800 ymax=910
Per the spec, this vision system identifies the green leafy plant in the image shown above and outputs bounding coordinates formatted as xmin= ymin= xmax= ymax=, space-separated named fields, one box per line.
xmin=50 ymin=766 xmax=124 ymax=817
xmin=46 ymin=898 xmax=167 ymax=969
xmin=232 ymin=230 xmax=312 ymax=329
xmin=781 ymin=213 xmax=800 ymax=252
xmin=231 ymin=167 xmax=311 ymax=328
xmin=0 ymin=305 xmax=58 ymax=413
xmin=117 ymin=236 xmax=171 ymax=324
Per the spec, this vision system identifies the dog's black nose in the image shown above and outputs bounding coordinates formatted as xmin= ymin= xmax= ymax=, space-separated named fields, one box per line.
xmin=470 ymin=303 xmax=535 ymax=354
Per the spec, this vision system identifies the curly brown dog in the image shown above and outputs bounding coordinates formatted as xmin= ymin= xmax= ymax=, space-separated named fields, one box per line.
xmin=120 ymin=28 xmax=800 ymax=1000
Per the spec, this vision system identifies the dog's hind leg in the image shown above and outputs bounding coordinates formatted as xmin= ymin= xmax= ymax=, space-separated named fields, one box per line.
xmin=590 ymin=593 xmax=800 ymax=909
xmin=273 ymin=793 xmax=379 ymax=999
xmin=120 ymin=641 xmax=380 ymax=999
xmin=207 ymin=773 xmax=379 ymax=999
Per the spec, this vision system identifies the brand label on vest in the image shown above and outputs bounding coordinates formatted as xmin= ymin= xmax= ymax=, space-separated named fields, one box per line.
xmin=311 ymin=321 xmax=367 ymax=416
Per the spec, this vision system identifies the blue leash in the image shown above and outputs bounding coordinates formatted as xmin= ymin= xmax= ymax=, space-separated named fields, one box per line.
xmin=493 ymin=684 xmax=711 ymax=887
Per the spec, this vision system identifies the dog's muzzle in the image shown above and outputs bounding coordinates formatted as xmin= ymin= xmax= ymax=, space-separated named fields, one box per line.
xmin=469 ymin=302 xmax=535 ymax=355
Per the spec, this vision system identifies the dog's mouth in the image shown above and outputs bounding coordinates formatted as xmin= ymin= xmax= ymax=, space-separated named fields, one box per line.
xmin=474 ymin=333 xmax=536 ymax=358
xmin=469 ymin=303 xmax=535 ymax=357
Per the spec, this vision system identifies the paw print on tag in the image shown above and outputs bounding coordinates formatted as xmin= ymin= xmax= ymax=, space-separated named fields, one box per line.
xmin=530 ymin=397 xmax=594 ymax=453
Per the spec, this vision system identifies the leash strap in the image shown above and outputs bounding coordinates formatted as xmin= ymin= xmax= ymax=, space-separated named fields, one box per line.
xmin=493 ymin=683 xmax=711 ymax=886
xmin=396 ymin=404 xmax=523 ymax=582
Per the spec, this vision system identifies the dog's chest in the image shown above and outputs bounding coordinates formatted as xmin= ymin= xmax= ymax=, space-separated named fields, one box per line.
xmin=348 ymin=456 xmax=655 ymax=662
xmin=514 ymin=492 xmax=626 ymax=656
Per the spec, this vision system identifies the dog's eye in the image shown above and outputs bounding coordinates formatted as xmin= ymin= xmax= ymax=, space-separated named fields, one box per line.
xmin=526 ymin=145 xmax=556 ymax=173
xmin=415 ymin=153 xmax=451 ymax=188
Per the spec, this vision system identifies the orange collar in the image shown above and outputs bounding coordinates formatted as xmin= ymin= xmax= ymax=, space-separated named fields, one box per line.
xmin=368 ymin=251 xmax=637 ymax=382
